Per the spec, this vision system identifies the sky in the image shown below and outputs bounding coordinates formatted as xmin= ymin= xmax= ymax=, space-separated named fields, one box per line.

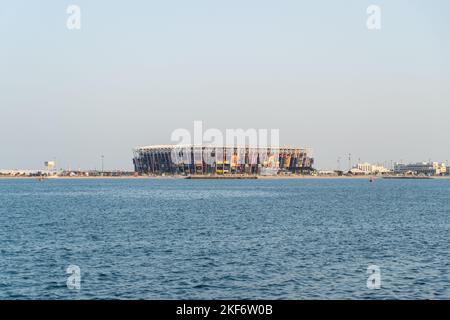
xmin=1 ymin=0 xmax=449 ymax=170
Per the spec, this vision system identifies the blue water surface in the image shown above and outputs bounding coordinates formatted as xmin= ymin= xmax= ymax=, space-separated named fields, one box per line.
xmin=0 ymin=178 xmax=449 ymax=299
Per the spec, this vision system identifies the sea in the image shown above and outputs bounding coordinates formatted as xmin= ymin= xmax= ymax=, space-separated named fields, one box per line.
xmin=0 ymin=178 xmax=449 ymax=299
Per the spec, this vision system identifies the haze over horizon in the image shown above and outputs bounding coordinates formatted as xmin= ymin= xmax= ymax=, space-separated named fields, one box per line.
xmin=1 ymin=1 xmax=449 ymax=171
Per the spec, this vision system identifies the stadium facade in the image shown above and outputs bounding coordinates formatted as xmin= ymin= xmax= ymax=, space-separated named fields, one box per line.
xmin=133 ymin=145 xmax=314 ymax=175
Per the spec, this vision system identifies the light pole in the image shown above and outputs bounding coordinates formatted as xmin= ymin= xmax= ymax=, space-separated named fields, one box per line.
xmin=101 ymin=155 xmax=104 ymax=176
xmin=348 ymin=153 xmax=352 ymax=172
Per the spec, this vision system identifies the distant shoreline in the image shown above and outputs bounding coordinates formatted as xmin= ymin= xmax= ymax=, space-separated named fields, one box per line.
xmin=1 ymin=175 xmax=449 ymax=180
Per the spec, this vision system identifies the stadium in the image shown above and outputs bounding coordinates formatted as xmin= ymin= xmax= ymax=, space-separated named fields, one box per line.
xmin=133 ymin=145 xmax=314 ymax=176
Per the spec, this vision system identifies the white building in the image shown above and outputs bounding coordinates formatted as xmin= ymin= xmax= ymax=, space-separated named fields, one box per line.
xmin=394 ymin=162 xmax=447 ymax=176
xmin=350 ymin=162 xmax=391 ymax=175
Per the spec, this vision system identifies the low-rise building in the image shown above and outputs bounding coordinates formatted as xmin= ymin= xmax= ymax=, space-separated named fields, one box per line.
xmin=317 ymin=170 xmax=339 ymax=176
xmin=394 ymin=162 xmax=447 ymax=176
xmin=350 ymin=163 xmax=391 ymax=175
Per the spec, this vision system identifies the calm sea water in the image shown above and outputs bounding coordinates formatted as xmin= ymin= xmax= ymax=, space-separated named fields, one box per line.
xmin=0 ymin=178 xmax=449 ymax=299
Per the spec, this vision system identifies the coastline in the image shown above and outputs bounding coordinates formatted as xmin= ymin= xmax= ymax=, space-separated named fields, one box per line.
xmin=1 ymin=175 xmax=449 ymax=180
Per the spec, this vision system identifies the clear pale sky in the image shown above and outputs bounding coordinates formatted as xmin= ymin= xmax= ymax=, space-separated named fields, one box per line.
xmin=1 ymin=1 xmax=449 ymax=170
